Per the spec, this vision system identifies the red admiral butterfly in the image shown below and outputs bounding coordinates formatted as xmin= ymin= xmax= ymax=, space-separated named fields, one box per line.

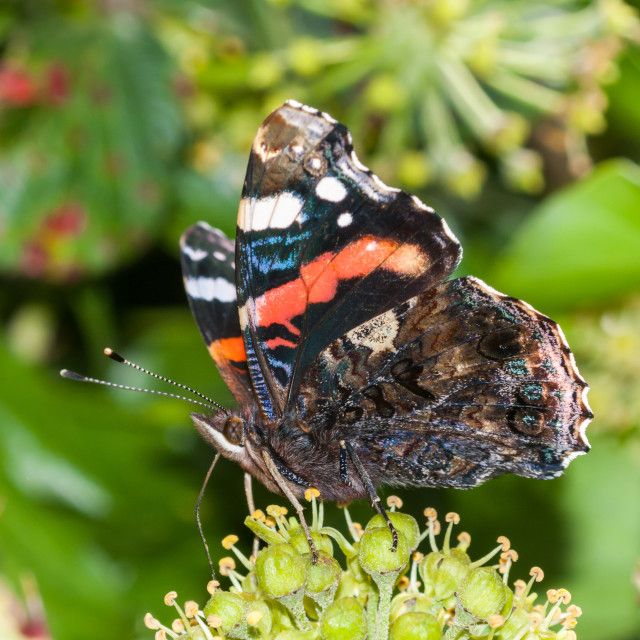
xmin=181 ymin=101 xmax=592 ymax=530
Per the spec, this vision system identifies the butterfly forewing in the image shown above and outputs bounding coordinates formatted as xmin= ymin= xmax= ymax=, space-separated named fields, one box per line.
xmin=236 ymin=101 xmax=461 ymax=420
xmin=180 ymin=222 xmax=254 ymax=406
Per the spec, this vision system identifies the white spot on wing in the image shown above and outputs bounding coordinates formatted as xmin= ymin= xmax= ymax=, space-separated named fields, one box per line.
xmin=337 ymin=212 xmax=353 ymax=227
xmin=213 ymin=251 xmax=226 ymax=261
xmin=185 ymin=277 xmax=236 ymax=302
xmin=238 ymin=193 xmax=304 ymax=231
xmin=346 ymin=308 xmax=399 ymax=353
xmin=182 ymin=245 xmax=208 ymax=261
xmin=316 ymin=177 xmax=347 ymax=202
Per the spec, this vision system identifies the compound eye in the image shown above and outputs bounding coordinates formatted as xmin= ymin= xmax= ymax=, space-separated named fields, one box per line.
xmin=223 ymin=416 xmax=244 ymax=445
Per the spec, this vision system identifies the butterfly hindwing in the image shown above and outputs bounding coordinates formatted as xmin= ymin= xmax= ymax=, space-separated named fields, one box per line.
xmin=236 ymin=101 xmax=462 ymax=420
xmin=296 ymin=276 xmax=592 ymax=494
xmin=180 ymin=222 xmax=253 ymax=406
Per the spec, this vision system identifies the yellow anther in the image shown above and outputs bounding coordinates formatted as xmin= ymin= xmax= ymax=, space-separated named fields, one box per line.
xmin=246 ymin=610 xmax=264 ymax=626
xmin=530 ymin=566 xmax=544 ymax=582
xmin=432 ymin=520 xmax=441 ymax=535
xmin=222 ymin=534 xmax=239 ymax=549
xmin=457 ymin=531 xmax=471 ymax=546
xmin=387 ymin=495 xmax=403 ymax=509
xmin=352 ymin=522 xmax=363 ymax=536
xmin=513 ymin=579 xmax=527 ymax=595
xmin=501 ymin=549 xmax=518 ymax=562
xmin=487 ymin=614 xmax=505 ymax=629
xmin=305 ymin=487 xmax=321 ymax=501
xmin=412 ymin=551 xmax=424 ymax=563
xmin=423 ymin=507 xmax=437 ymax=520
xmin=264 ymin=517 xmax=276 ymax=527
xmin=155 ymin=630 xmax=167 ymax=640
xmin=565 ymin=617 xmax=578 ymax=629
xmin=556 ymin=588 xmax=571 ymax=604
xmin=219 ymin=556 xmax=236 ymax=575
xmin=397 ymin=575 xmax=410 ymax=590
xmin=163 ymin=591 xmax=178 ymax=606
xmin=207 ymin=580 xmax=220 ymax=595
xmin=567 ymin=605 xmax=582 ymax=618
xmin=266 ymin=504 xmax=284 ymax=518
xmin=144 ymin=613 xmax=160 ymax=630
xmin=207 ymin=614 xmax=223 ymax=628
xmin=528 ymin=611 xmax=544 ymax=629
xmin=171 ymin=619 xmax=185 ymax=633
xmin=184 ymin=600 xmax=199 ymax=618
xmin=497 ymin=535 xmax=510 ymax=551
xmin=251 ymin=509 xmax=266 ymax=522
xmin=546 ymin=588 xmax=559 ymax=604
xmin=445 ymin=511 xmax=461 ymax=524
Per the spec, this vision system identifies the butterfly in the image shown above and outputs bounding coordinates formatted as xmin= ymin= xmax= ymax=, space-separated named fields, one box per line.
xmin=181 ymin=101 xmax=592 ymax=527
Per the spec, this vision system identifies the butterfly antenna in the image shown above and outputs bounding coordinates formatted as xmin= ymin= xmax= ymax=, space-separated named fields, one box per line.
xmin=59 ymin=369 xmax=221 ymax=412
xmin=103 ymin=347 xmax=228 ymax=414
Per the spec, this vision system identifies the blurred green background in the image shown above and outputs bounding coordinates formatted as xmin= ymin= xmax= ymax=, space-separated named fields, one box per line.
xmin=1 ymin=1 xmax=639 ymax=638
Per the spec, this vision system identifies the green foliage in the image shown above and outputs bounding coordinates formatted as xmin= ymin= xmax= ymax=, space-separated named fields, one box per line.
xmin=1 ymin=1 xmax=640 ymax=639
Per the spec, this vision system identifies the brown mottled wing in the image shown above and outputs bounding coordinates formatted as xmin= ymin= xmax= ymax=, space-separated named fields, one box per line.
xmin=295 ymin=276 xmax=592 ymax=491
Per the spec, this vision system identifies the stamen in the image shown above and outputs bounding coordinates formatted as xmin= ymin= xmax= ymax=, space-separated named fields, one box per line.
xmin=222 ymin=534 xmax=239 ymax=549
xmin=206 ymin=580 xmax=220 ymax=595
xmin=443 ymin=512 xmax=460 ymax=553
xmin=144 ymin=613 xmax=161 ymax=630
xmin=387 ymin=495 xmax=403 ymax=511
xmin=164 ymin=592 xmax=178 ymax=607
xmin=184 ymin=601 xmax=199 ymax=618
xmin=457 ymin=531 xmax=471 ymax=550
xmin=222 ymin=534 xmax=253 ymax=571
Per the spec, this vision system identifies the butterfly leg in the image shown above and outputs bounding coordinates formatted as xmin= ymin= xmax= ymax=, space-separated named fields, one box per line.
xmin=244 ymin=472 xmax=260 ymax=559
xmin=195 ymin=453 xmax=221 ymax=579
xmin=342 ymin=440 xmax=399 ymax=551
xmin=261 ymin=449 xmax=319 ymax=563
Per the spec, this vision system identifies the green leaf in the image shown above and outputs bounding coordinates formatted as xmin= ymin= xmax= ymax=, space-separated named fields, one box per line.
xmin=491 ymin=159 xmax=640 ymax=311
xmin=561 ymin=434 xmax=640 ymax=640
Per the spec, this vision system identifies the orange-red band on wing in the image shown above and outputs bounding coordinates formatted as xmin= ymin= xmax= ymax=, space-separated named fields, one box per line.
xmin=209 ymin=336 xmax=247 ymax=364
xmin=255 ymin=235 xmax=427 ymax=329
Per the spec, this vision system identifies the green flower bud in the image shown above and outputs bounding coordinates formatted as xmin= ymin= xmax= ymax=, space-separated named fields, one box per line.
xmin=246 ymin=599 xmax=272 ymax=636
xmin=419 ymin=551 xmax=444 ymax=594
xmin=256 ymin=543 xmax=307 ymax=598
xmin=203 ymin=591 xmax=246 ymax=636
xmin=457 ymin=567 xmax=507 ymax=620
xmin=320 ymin=597 xmax=366 ymax=640
xmin=358 ymin=527 xmax=410 ymax=577
xmin=334 ymin=570 xmax=370 ymax=605
xmin=365 ymin=513 xmax=420 ymax=551
xmin=274 ymin=630 xmax=317 ymax=640
xmin=433 ymin=554 xmax=471 ymax=601
xmin=306 ymin=552 xmax=341 ymax=596
xmin=496 ymin=607 xmax=529 ymax=639
xmin=389 ymin=612 xmax=442 ymax=640
xmin=390 ymin=593 xmax=434 ymax=620
xmin=289 ymin=530 xmax=334 ymax=557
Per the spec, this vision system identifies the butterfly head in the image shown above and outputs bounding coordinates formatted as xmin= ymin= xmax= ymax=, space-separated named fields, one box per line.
xmin=190 ymin=411 xmax=281 ymax=492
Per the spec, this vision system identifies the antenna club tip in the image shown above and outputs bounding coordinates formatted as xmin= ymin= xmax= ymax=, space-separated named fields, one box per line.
xmin=60 ymin=369 xmax=85 ymax=381
xmin=103 ymin=347 xmax=124 ymax=363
